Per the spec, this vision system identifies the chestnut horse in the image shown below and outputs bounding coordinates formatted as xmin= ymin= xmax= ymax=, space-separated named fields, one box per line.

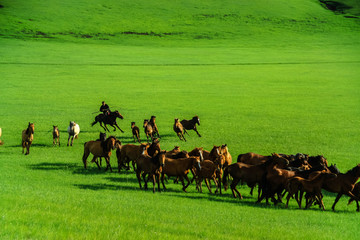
xmin=173 ymin=118 xmax=186 ymax=141
xmin=143 ymin=119 xmax=154 ymax=142
xmin=285 ymin=171 xmax=337 ymax=209
xmin=22 ymin=122 xmax=34 ymax=155
xmin=322 ymin=164 xmax=360 ymax=211
xmin=160 ymin=156 xmax=201 ymax=192
xmin=52 ymin=125 xmax=60 ymax=146
xmin=116 ymin=143 xmax=150 ymax=172
xmin=82 ymin=136 xmax=117 ymax=172
xmin=136 ymin=147 xmax=165 ymax=193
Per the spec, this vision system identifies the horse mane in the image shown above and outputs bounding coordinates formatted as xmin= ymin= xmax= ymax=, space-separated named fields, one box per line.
xmin=345 ymin=164 xmax=360 ymax=175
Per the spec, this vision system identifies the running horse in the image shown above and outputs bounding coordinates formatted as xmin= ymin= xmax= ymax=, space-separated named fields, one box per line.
xmin=22 ymin=122 xmax=34 ymax=155
xmin=92 ymin=110 xmax=124 ymax=132
xmin=180 ymin=116 xmax=201 ymax=137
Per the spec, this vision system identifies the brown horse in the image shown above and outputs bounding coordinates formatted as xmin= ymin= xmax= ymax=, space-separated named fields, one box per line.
xmin=82 ymin=136 xmax=117 ymax=172
xmin=52 ymin=125 xmax=60 ymax=146
xmin=195 ymin=160 xmax=222 ymax=194
xmin=222 ymin=153 xmax=289 ymax=201
xmin=143 ymin=119 xmax=154 ymax=142
xmin=322 ymin=164 xmax=360 ymax=211
xmin=285 ymin=171 xmax=337 ymax=209
xmin=150 ymin=116 xmax=160 ymax=138
xmin=116 ymin=143 xmax=150 ymax=172
xmin=161 ymin=156 xmax=201 ymax=192
xmin=237 ymin=152 xmax=271 ymax=165
xmin=180 ymin=116 xmax=201 ymax=137
xmin=135 ymin=147 xmax=166 ymax=193
xmin=147 ymin=138 xmax=160 ymax=157
xmin=22 ymin=122 xmax=34 ymax=155
xmin=131 ymin=122 xmax=141 ymax=143
xmin=221 ymin=144 xmax=232 ymax=168
xmin=173 ymin=118 xmax=186 ymax=141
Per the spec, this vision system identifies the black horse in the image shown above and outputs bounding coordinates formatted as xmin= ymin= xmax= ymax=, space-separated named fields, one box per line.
xmin=180 ymin=116 xmax=201 ymax=137
xmin=92 ymin=110 xmax=124 ymax=132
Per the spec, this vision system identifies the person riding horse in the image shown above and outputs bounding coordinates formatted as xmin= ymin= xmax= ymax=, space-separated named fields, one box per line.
xmin=100 ymin=101 xmax=110 ymax=116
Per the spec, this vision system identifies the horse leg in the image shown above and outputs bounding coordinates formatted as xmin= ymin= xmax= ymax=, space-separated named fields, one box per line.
xmin=179 ymin=176 xmax=187 ymax=192
xmin=115 ymin=123 xmax=124 ymax=133
xmin=182 ymin=133 xmax=186 ymax=142
xmin=160 ymin=173 xmax=167 ymax=191
xmin=205 ymin=178 xmax=212 ymax=193
xmin=230 ymin=178 xmax=242 ymax=199
xmin=67 ymin=135 xmax=71 ymax=146
xmin=156 ymin=173 xmax=161 ymax=192
xmin=194 ymin=128 xmax=201 ymax=137
xmin=332 ymin=193 xmax=343 ymax=211
xmin=142 ymin=174 xmax=148 ymax=190
xmin=285 ymin=192 xmax=293 ymax=208
xmin=152 ymin=174 xmax=156 ymax=193
xmin=136 ymin=170 xmax=142 ymax=190
xmin=92 ymin=156 xmax=101 ymax=169
xmin=183 ymin=175 xmax=191 ymax=191
xmin=105 ymin=157 xmax=112 ymax=172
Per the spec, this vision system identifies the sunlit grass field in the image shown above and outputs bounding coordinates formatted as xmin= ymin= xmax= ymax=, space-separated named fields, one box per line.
xmin=1 ymin=0 xmax=360 ymax=239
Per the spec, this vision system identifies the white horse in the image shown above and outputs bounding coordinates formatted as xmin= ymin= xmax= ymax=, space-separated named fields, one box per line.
xmin=67 ymin=121 xmax=80 ymax=146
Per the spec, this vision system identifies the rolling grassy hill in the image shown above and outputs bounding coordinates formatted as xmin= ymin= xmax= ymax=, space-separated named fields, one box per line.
xmin=1 ymin=0 xmax=360 ymax=239
xmin=0 ymin=0 xmax=359 ymax=45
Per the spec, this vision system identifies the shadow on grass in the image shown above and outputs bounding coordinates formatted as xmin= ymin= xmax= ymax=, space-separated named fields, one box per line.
xmin=28 ymin=162 xmax=79 ymax=171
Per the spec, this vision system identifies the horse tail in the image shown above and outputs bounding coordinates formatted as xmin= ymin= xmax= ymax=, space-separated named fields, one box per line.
xmin=82 ymin=142 xmax=89 ymax=169
xmin=222 ymin=166 xmax=230 ymax=190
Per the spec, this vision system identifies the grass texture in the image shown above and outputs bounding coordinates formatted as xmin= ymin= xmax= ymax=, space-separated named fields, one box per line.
xmin=1 ymin=0 xmax=360 ymax=239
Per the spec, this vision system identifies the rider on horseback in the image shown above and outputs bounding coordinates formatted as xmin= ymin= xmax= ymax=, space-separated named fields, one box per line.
xmin=100 ymin=101 xmax=110 ymax=116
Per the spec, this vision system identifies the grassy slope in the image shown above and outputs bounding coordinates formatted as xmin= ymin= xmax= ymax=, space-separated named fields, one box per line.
xmin=1 ymin=0 xmax=360 ymax=239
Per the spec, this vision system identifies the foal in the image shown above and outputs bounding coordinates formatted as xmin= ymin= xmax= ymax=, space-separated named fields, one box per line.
xmin=52 ymin=125 xmax=60 ymax=146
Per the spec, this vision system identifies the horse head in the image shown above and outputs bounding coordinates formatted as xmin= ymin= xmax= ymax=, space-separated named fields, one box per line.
xmin=193 ymin=116 xmax=200 ymax=125
xmin=106 ymin=136 xmax=117 ymax=151
xmin=157 ymin=150 xmax=166 ymax=172
xmin=143 ymin=119 xmax=149 ymax=128
xmin=27 ymin=122 xmax=35 ymax=134
xmin=192 ymin=157 xmax=202 ymax=172
xmin=271 ymin=153 xmax=289 ymax=168
xmin=114 ymin=110 xmax=124 ymax=120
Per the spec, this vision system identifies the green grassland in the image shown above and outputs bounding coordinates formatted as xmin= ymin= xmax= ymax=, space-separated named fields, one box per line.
xmin=1 ymin=0 xmax=360 ymax=239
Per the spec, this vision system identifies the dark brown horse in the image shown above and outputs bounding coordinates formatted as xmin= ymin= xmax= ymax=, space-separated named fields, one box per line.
xmin=82 ymin=136 xmax=117 ymax=172
xmin=222 ymin=153 xmax=289 ymax=200
xmin=180 ymin=116 xmax=201 ymax=137
xmin=22 ymin=122 xmax=34 ymax=155
xmin=147 ymin=138 xmax=160 ymax=157
xmin=92 ymin=110 xmax=124 ymax=132
xmin=322 ymin=164 xmax=360 ymax=211
xmin=348 ymin=182 xmax=360 ymax=211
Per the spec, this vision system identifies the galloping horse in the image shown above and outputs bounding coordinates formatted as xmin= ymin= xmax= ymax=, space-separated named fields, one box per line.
xmin=180 ymin=116 xmax=201 ymax=137
xmin=22 ymin=122 xmax=34 ymax=155
xmin=67 ymin=121 xmax=80 ymax=146
xmin=82 ymin=136 xmax=118 ymax=172
xmin=322 ymin=164 xmax=360 ymax=211
xmin=92 ymin=110 xmax=124 ymax=132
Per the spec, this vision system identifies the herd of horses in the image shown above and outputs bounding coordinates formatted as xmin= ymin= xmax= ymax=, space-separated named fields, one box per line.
xmin=6 ymin=110 xmax=360 ymax=212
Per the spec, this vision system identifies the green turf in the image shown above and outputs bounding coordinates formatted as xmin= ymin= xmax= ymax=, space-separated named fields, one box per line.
xmin=1 ymin=0 xmax=360 ymax=239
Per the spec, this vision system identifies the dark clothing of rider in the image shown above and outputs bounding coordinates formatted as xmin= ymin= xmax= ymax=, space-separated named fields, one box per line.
xmin=100 ymin=103 xmax=110 ymax=115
